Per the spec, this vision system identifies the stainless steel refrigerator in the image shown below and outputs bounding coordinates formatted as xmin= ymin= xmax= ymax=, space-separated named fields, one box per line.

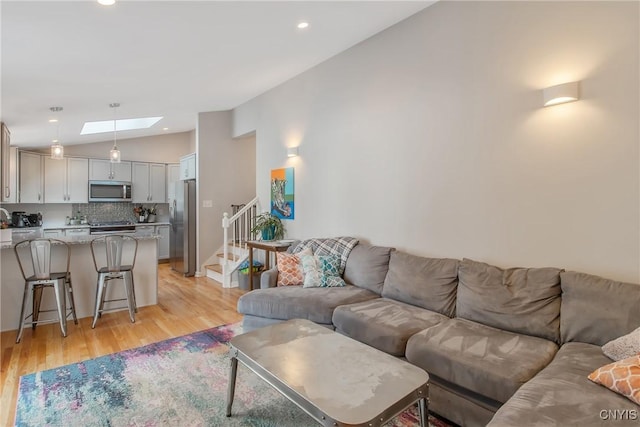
xmin=170 ymin=179 xmax=196 ymax=276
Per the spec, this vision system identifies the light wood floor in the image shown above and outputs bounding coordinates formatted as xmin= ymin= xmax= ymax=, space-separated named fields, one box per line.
xmin=0 ymin=263 xmax=246 ymax=426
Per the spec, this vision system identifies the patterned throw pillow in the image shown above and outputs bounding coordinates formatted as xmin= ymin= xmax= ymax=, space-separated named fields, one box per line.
xmin=300 ymin=254 xmax=346 ymax=288
xmin=276 ymin=248 xmax=311 ymax=286
xmin=588 ymin=355 xmax=640 ymax=405
xmin=602 ymin=327 xmax=640 ymax=361
xmin=319 ymin=256 xmax=345 ymax=287
xmin=301 ymin=255 xmax=322 ymax=288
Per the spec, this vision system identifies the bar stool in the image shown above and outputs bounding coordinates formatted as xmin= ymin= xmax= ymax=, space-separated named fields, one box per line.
xmin=90 ymin=235 xmax=138 ymax=328
xmin=14 ymin=238 xmax=78 ymax=343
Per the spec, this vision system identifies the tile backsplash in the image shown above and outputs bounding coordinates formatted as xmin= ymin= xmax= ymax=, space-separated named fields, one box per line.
xmin=2 ymin=202 xmax=169 ymax=227
xmin=72 ymin=202 xmax=168 ymax=223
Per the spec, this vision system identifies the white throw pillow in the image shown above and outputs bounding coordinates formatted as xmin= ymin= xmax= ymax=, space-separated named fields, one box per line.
xmin=602 ymin=326 xmax=640 ymax=361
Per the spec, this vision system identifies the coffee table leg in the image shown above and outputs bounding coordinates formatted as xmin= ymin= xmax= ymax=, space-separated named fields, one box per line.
xmin=226 ymin=353 xmax=238 ymax=417
xmin=418 ymin=397 xmax=427 ymax=427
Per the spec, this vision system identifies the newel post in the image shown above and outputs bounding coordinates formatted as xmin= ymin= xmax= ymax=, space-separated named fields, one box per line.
xmin=222 ymin=213 xmax=229 ymax=279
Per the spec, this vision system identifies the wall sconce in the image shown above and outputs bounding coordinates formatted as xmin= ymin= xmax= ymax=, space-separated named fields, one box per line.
xmin=287 ymin=147 xmax=299 ymax=158
xmin=543 ymin=81 xmax=580 ymax=107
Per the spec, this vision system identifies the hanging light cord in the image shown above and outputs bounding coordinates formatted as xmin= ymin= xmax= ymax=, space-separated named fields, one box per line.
xmin=111 ymin=102 xmax=119 ymax=150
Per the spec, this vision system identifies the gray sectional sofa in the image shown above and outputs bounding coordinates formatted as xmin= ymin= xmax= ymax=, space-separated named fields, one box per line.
xmin=236 ymin=239 xmax=640 ymax=426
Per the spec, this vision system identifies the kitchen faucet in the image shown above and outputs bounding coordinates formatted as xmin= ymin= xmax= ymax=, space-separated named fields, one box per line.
xmin=0 ymin=207 xmax=10 ymax=224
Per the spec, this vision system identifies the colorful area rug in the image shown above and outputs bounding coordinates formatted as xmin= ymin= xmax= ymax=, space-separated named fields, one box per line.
xmin=16 ymin=323 xmax=452 ymax=427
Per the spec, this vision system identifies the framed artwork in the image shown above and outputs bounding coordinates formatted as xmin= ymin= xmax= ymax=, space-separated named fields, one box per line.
xmin=271 ymin=167 xmax=294 ymax=219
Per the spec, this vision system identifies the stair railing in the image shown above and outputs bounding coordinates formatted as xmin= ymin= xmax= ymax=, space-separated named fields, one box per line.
xmin=221 ymin=197 xmax=259 ymax=287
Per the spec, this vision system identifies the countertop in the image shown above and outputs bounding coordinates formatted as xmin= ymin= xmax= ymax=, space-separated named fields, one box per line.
xmin=41 ymin=222 xmax=170 ymax=230
xmin=1 ymin=233 xmax=161 ymax=250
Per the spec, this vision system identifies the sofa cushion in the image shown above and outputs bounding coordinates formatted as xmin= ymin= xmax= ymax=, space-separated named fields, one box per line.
xmin=560 ymin=271 xmax=640 ymax=346
xmin=333 ymin=298 xmax=448 ymax=356
xmin=488 ymin=343 xmax=640 ymax=426
xmin=457 ymin=258 xmax=563 ymax=343
xmin=602 ymin=326 xmax=640 ymax=361
xmin=405 ymin=318 xmax=558 ymax=403
xmin=343 ymin=243 xmax=393 ymax=294
xmin=381 ymin=252 xmax=458 ymax=317
xmin=237 ymin=285 xmax=378 ymax=325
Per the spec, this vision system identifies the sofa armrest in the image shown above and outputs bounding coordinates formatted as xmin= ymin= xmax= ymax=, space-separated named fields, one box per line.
xmin=260 ymin=268 xmax=278 ymax=288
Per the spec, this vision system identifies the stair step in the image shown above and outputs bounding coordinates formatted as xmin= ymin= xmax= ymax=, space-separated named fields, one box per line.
xmin=229 ymin=240 xmax=251 ymax=248
xmin=216 ymin=252 xmax=240 ymax=261
xmin=205 ymin=264 xmax=223 ymax=274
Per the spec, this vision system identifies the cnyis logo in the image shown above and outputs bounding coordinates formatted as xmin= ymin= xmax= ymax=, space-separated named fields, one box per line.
xmin=599 ymin=409 xmax=638 ymax=421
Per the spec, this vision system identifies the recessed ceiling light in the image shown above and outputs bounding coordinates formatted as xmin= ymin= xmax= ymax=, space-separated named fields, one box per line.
xmin=52 ymin=139 xmax=59 ymax=143
xmin=48 ymin=119 xmax=58 ymax=123
xmin=80 ymin=116 xmax=163 ymax=135
xmin=297 ymin=22 xmax=309 ymax=29
xmin=98 ymin=0 xmax=116 ymax=6
xmin=163 ymin=127 xmax=169 ymax=131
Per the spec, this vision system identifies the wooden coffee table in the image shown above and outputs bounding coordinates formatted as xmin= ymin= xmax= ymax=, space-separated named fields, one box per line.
xmin=226 ymin=319 xmax=429 ymax=426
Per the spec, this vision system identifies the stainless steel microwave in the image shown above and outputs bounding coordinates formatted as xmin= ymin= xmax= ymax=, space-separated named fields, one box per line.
xmin=88 ymin=181 xmax=132 ymax=202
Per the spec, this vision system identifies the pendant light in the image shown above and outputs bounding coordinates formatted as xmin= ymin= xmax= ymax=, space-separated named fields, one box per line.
xmin=109 ymin=102 xmax=121 ymax=163
xmin=50 ymin=106 xmax=64 ymax=160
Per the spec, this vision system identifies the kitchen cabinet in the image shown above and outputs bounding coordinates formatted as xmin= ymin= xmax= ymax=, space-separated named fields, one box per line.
xmin=132 ymin=162 xmax=166 ymax=203
xmin=44 ymin=157 xmax=89 ymax=203
xmin=1 ymin=123 xmax=18 ymax=203
xmin=2 ymin=147 xmax=18 ymax=204
xmin=157 ymin=225 xmax=170 ymax=260
xmin=19 ymin=151 xmax=43 ymax=203
xmin=64 ymin=227 xmax=90 ymax=236
xmin=89 ymin=159 xmax=132 ymax=181
xmin=180 ymin=153 xmax=196 ymax=180
xmin=166 ymin=163 xmax=180 ymax=204
xmin=135 ymin=224 xmax=155 ymax=236
xmin=43 ymin=229 xmax=64 ymax=238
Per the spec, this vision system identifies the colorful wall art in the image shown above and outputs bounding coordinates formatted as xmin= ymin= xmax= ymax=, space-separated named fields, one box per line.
xmin=271 ymin=167 xmax=294 ymax=219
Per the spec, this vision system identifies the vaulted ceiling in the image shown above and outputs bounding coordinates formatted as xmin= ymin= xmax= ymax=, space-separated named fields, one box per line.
xmin=2 ymin=1 xmax=432 ymax=148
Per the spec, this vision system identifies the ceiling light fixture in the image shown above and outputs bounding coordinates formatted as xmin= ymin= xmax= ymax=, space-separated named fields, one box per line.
xmin=109 ymin=103 xmax=121 ymax=163
xmin=49 ymin=107 xmax=64 ymax=160
xmin=297 ymin=22 xmax=309 ymax=29
xmin=163 ymin=127 xmax=169 ymax=131
xmin=97 ymin=0 xmax=116 ymax=6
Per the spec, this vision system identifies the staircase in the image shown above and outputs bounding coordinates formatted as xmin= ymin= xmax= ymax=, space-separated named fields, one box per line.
xmin=205 ymin=197 xmax=259 ymax=287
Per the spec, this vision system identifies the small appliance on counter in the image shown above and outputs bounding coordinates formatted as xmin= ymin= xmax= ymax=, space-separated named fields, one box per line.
xmin=10 ymin=211 xmax=42 ymax=228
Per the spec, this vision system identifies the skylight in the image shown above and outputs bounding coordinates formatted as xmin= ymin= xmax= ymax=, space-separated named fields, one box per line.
xmin=80 ymin=117 xmax=163 ymax=135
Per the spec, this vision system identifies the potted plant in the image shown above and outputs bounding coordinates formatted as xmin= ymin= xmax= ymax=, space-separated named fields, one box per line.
xmin=251 ymin=212 xmax=285 ymax=241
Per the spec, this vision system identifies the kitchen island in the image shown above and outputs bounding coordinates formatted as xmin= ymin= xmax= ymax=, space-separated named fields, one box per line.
xmin=0 ymin=233 xmax=160 ymax=333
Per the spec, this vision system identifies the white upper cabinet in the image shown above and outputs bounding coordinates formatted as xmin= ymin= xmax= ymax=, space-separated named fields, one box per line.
xmin=2 ymin=146 xmax=18 ymax=203
xmin=1 ymin=123 xmax=18 ymax=203
xmin=19 ymin=151 xmax=43 ymax=203
xmin=180 ymin=153 xmax=196 ymax=180
xmin=132 ymin=162 xmax=166 ymax=203
xmin=44 ymin=157 xmax=89 ymax=203
xmin=89 ymin=159 xmax=132 ymax=181
xmin=166 ymin=163 xmax=180 ymax=204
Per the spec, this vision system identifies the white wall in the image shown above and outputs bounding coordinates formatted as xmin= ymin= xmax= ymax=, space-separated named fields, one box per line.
xmin=49 ymin=131 xmax=192 ymax=163
xmin=233 ymin=1 xmax=639 ymax=283
xmin=196 ymin=111 xmax=256 ymax=273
